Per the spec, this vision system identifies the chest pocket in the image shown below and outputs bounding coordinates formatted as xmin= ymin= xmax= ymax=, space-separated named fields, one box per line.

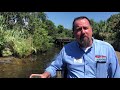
xmin=96 ymin=62 xmax=108 ymax=78
xmin=95 ymin=43 xmax=108 ymax=78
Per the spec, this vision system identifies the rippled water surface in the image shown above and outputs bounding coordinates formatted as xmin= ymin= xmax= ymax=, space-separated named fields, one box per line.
xmin=0 ymin=46 xmax=61 ymax=78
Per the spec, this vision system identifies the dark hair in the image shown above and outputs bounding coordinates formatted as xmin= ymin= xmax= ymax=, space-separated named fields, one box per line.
xmin=72 ymin=16 xmax=91 ymax=31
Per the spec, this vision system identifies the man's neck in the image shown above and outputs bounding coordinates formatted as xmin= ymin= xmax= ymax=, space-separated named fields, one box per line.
xmin=79 ymin=38 xmax=93 ymax=49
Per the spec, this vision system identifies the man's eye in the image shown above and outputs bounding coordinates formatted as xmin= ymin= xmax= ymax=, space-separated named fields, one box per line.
xmin=83 ymin=27 xmax=88 ymax=30
xmin=76 ymin=28 xmax=82 ymax=31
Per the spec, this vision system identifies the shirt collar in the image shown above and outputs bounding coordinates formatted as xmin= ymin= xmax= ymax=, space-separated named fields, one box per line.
xmin=76 ymin=37 xmax=94 ymax=52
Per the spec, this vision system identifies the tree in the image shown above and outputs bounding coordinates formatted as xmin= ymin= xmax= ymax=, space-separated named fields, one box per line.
xmin=57 ymin=25 xmax=64 ymax=34
xmin=106 ymin=13 xmax=120 ymax=51
xmin=45 ymin=20 xmax=56 ymax=36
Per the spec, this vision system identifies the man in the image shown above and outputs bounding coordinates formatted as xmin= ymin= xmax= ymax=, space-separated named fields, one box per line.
xmin=30 ymin=16 xmax=120 ymax=78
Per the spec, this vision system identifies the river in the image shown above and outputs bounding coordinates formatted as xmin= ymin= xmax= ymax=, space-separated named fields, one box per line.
xmin=0 ymin=46 xmax=61 ymax=78
xmin=0 ymin=46 xmax=119 ymax=78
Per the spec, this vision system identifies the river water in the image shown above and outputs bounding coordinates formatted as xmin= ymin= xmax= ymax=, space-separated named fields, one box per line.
xmin=0 ymin=46 xmax=61 ymax=78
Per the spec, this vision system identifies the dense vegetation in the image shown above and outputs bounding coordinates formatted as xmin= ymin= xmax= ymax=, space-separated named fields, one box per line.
xmin=91 ymin=13 xmax=120 ymax=51
xmin=0 ymin=12 xmax=72 ymax=58
xmin=0 ymin=12 xmax=120 ymax=58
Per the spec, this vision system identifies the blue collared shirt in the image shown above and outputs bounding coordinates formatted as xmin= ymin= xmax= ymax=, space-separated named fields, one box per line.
xmin=45 ymin=38 xmax=120 ymax=78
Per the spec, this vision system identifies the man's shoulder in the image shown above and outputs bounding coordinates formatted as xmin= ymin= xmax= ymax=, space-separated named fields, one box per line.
xmin=63 ymin=41 xmax=78 ymax=50
xmin=64 ymin=41 xmax=77 ymax=46
xmin=94 ymin=39 xmax=112 ymax=48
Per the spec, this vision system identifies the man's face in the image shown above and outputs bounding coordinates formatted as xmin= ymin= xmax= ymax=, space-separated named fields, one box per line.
xmin=73 ymin=18 xmax=93 ymax=48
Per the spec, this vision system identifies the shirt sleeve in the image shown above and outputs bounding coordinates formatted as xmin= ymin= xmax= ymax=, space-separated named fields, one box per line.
xmin=45 ymin=47 xmax=65 ymax=77
xmin=109 ymin=46 xmax=120 ymax=78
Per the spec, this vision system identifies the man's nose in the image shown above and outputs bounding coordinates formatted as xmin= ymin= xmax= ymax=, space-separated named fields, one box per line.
xmin=81 ymin=28 xmax=85 ymax=34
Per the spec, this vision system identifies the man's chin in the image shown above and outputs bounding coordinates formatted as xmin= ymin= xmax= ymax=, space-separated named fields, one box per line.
xmin=79 ymin=37 xmax=90 ymax=48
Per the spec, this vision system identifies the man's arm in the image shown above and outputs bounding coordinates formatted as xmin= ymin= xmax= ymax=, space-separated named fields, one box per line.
xmin=45 ymin=47 xmax=65 ymax=78
xmin=30 ymin=47 xmax=65 ymax=78
xmin=30 ymin=72 xmax=51 ymax=78
xmin=109 ymin=47 xmax=120 ymax=78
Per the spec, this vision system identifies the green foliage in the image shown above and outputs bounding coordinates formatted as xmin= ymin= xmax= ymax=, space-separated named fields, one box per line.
xmin=13 ymin=37 xmax=33 ymax=58
xmin=2 ymin=47 xmax=13 ymax=57
xmin=107 ymin=13 xmax=120 ymax=32
xmin=54 ymin=25 xmax=73 ymax=40
xmin=3 ymin=29 xmax=33 ymax=57
xmin=45 ymin=20 xmax=56 ymax=36
xmin=57 ymin=25 xmax=64 ymax=33
xmin=0 ymin=15 xmax=6 ymax=52
xmin=106 ymin=13 xmax=120 ymax=51
xmin=64 ymin=29 xmax=73 ymax=38
xmin=33 ymin=28 xmax=53 ymax=53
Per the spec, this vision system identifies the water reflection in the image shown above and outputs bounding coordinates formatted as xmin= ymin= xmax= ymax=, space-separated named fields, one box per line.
xmin=0 ymin=46 xmax=61 ymax=78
